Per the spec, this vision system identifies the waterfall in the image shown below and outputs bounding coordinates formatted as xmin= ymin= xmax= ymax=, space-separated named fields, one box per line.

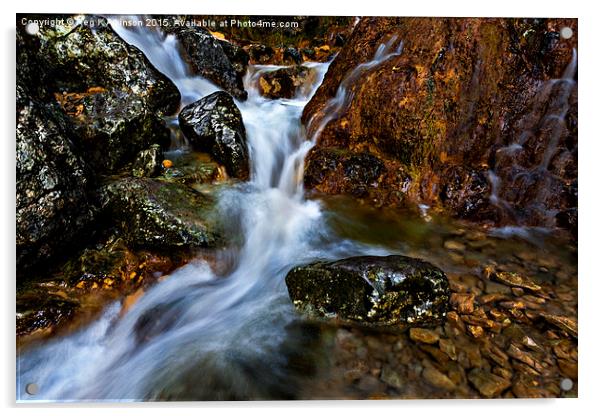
xmin=487 ymin=49 xmax=577 ymax=233
xmin=17 ymin=20 xmax=400 ymax=401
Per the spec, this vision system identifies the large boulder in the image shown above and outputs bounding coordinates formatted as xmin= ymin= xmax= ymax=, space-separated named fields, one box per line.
xmin=16 ymin=84 xmax=96 ymax=275
xmin=19 ymin=15 xmax=180 ymax=114
xmin=302 ymin=17 xmax=577 ymax=233
xmin=165 ymin=26 xmax=249 ymax=100
xmin=99 ymin=177 xmax=223 ymax=249
xmin=18 ymin=14 xmax=180 ymax=174
xmin=56 ymin=89 xmax=172 ymax=172
xmin=178 ymin=92 xmax=249 ymax=179
xmin=285 ymin=255 xmax=450 ymax=327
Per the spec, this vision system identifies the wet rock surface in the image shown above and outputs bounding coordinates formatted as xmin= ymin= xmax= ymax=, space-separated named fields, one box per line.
xmin=164 ymin=26 xmax=249 ymax=100
xmin=258 ymin=66 xmax=316 ymax=99
xmin=132 ymin=145 xmax=164 ymax=178
xmin=286 ymin=255 xmax=450 ymax=327
xmin=18 ymin=14 xmax=180 ymax=174
xmin=178 ymin=91 xmax=249 ymax=179
xmin=19 ymin=15 xmax=180 ymax=115
xmin=99 ymin=177 xmax=223 ymax=249
xmin=16 ymin=14 xmax=183 ymax=274
xmin=56 ymin=89 xmax=172 ymax=173
xmin=302 ymin=17 xmax=577 ymax=234
xmin=16 ymin=234 xmax=196 ymax=342
xmin=16 ymin=85 xmax=96 ymax=275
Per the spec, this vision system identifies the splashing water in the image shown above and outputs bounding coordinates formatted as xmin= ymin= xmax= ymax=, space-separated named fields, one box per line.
xmin=17 ymin=22 xmax=403 ymax=401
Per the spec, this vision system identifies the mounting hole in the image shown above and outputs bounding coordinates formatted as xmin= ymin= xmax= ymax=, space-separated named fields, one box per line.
xmin=25 ymin=22 xmax=39 ymax=36
xmin=560 ymin=27 xmax=573 ymax=40
xmin=560 ymin=378 xmax=573 ymax=391
xmin=25 ymin=383 xmax=39 ymax=395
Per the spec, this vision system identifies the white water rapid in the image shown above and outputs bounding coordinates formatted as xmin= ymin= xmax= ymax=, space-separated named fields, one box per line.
xmin=17 ymin=20 xmax=405 ymax=401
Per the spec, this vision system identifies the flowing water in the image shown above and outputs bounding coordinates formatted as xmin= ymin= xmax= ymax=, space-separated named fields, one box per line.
xmin=17 ymin=20 xmax=405 ymax=401
xmin=487 ymin=49 xmax=577 ymax=231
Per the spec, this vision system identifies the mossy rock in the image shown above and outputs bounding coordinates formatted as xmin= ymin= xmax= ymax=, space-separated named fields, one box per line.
xmin=285 ymin=255 xmax=450 ymax=328
xmin=100 ymin=177 xmax=224 ymax=249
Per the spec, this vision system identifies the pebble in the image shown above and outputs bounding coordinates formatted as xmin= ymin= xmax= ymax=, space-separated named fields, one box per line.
xmin=422 ymin=367 xmax=456 ymax=391
xmin=444 ymin=240 xmax=466 ymax=251
xmin=439 ymin=338 xmax=457 ymax=361
xmin=492 ymin=270 xmax=542 ymax=292
xmin=409 ymin=328 xmax=440 ymax=344
xmin=380 ymin=365 xmax=404 ymax=389
xmin=467 ymin=325 xmax=485 ymax=338
xmin=468 ymin=368 xmax=511 ymax=397
xmin=539 ymin=313 xmax=578 ymax=338
xmin=450 ymin=293 xmax=475 ymax=314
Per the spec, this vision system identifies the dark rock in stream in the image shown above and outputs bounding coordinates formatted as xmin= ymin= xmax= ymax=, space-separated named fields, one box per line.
xmin=100 ymin=177 xmax=223 ymax=249
xmin=164 ymin=26 xmax=249 ymax=100
xmin=178 ymin=92 xmax=249 ymax=179
xmin=285 ymin=255 xmax=450 ymax=328
xmin=258 ymin=66 xmax=316 ymax=99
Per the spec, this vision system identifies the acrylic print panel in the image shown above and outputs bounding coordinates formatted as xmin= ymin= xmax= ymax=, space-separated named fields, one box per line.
xmin=16 ymin=14 xmax=577 ymax=401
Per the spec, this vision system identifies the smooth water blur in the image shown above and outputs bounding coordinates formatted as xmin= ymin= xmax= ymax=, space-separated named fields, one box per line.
xmin=17 ymin=22 xmax=404 ymax=401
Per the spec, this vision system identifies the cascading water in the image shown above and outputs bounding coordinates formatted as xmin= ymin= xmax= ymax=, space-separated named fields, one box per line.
xmin=17 ymin=22 xmax=404 ymax=401
xmin=486 ymin=49 xmax=577 ymax=238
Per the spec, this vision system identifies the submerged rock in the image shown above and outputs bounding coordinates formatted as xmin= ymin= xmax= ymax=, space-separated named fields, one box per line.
xmin=258 ymin=66 xmax=316 ymax=99
xmin=165 ymin=26 xmax=248 ymax=100
xmin=100 ymin=178 xmax=223 ymax=249
xmin=467 ymin=368 xmax=511 ymax=398
xmin=178 ymin=92 xmax=249 ymax=179
xmin=285 ymin=255 xmax=450 ymax=327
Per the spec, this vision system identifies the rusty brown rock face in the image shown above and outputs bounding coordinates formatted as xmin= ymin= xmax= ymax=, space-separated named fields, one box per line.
xmin=302 ymin=17 xmax=577 ymax=234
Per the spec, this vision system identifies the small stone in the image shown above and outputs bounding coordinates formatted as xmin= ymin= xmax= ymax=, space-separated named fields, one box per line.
xmin=467 ymin=325 xmax=485 ymax=338
xmin=511 ymin=287 xmax=525 ymax=296
xmin=439 ymin=338 xmax=457 ymax=361
xmin=380 ymin=365 xmax=404 ymax=389
xmin=422 ymin=367 xmax=456 ymax=391
xmin=447 ymin=311 xmax=466 ymax=331
xmin=468 ymin=368 xmax=511 ymax=398
xmin=558 ymin=359 xmax=578 ymax=379
xmin=444 ymin=240 xmax=466 ymax=251
xmin=491 ymin=270 xmax=541 ymax=292
xmin=409 ymin=328 xmax=440 ymax=344
xmin=539 ymin=313 xmax=577 ymax=338
xmin=450 ymin=293 xmax=475 ymax=314
xmin=507 ymin=343 xmax=543 ymax=372
xmin=493 ymin=366 xmax=513 ymax=380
